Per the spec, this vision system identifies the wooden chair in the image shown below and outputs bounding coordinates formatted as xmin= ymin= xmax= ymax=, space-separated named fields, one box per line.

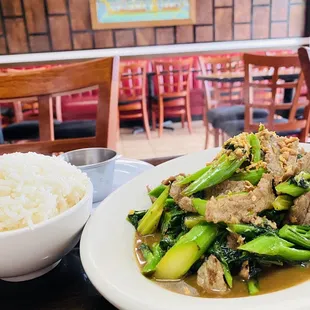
xmin=152 ymin=59 xmax=193 ymax=137
xmin=0 ymin=57 xmax=119 ymax=154
xmin=215 ymin=54 xmax=309 ymax=142
xmin=118 ymin=61 xmax=151 ymax=139
xmin=198 ymin=55 xmax=244 ymax=148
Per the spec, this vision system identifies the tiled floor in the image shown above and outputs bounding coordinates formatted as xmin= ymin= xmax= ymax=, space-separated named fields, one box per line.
xmin=117 ymin=120 xmax=212 ymax=159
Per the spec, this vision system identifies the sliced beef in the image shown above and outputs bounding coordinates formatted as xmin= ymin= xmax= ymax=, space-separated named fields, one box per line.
xmin=197 ymin=255 xmax=229 ymax=293
xmin=169 ymin=181 xmax=197 ymax=213
xmin=289 ymin=192 xmax=310 ymax=225
xmin=162 ymin=173 xmax=186 ymax=185
xmin=295 ymin=152 xmax=310 ymax=174
xmin=227 ymin=232 xmax=244 ymax=250
xmin=257 ymin=130 xmax=299 ymax=183
xmin=239 ymin=261 xmax=250 ymax=280
xmin=205 ymin=174 xmax=275 ymax=225
xmin=205 ymin=180 xmax=254 ymax=200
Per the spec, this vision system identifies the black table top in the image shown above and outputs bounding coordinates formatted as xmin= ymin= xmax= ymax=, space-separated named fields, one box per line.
xmin=0 ymin=246 xmax=116 ymax=310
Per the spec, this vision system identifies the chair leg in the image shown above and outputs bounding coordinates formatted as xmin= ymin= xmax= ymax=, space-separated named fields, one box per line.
xmin=185 ymin=96 xmax=192 ymax=134
xmin=151 ymin=110 xmax=156 ymax=131
xmin=116 ymin=107 xmax=121 ymax=141
xmin=181 ymin=114 xmax=185 ymax=128
xmin=214 ymin=128 xmax=220 ymax=147
xmin=202 ymin=105 xmax=207 ymax=127
xmin=205 ymin=121 xmax=210 ymax=149
xmin=142 ymin=100 xmax=151 ymax=139
xmin=158 ymin=99 xmax=164 ymax=137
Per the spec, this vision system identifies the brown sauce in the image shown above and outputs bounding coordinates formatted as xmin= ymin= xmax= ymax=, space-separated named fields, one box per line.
xmin=135 ymin=233 xmax=310 ymax=298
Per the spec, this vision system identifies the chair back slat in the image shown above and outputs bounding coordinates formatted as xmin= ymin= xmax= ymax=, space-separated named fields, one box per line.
xmin=198 ymin=55 xmax=244 ymax=108
xmin=119 ymin=61 xmax=146 ymax=101
xmin=244 ymin=53 xmax=309 ymax=141
xmin=154 ymin=59 xmax=193 ymax=96
xmin=0 ymin=57 xmax=119 ymax=153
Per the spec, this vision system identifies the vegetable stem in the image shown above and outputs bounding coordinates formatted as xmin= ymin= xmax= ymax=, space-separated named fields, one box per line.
xmin=177 ymin=165 xmax=212 ymax=186
xmin=192 ymin=198 xmax=207 ymax=216
xmin=137 ymin=186 xmax=169 ymax=235
xmin=239 ymin=235 xmax=310 ymax=261
xmin=184 ymin=215 xmax=205 ymax=229
xmin=275 ymin=181 xmax=307 ymax=198
xmin=272 ymin=195 xmax=294 ymax=211
xmin=155 ymin=223 xmax=218 ymax=279
xmin=230 ymin=167 xmax=265 ymax=185
xmin=247 ymin=279 xmax=260 ymax=295
xmin=182 ymin=154 xmax=245 ymax=196
xmin=279 ymin=225 xmax=310 ymax=250
xmin=148 ymin=184 xmax=167 ymax=198
xmin=247 ymin=133 xmax=261 ymax=163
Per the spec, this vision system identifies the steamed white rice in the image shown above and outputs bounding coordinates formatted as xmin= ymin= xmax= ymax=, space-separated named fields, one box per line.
xmin=0 ymin=152 xmax=89 ymax=232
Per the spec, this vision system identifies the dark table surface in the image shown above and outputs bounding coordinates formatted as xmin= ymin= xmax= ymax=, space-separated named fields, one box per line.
xmin=0 ymin=156 xmax=179 ymax=310
xmin=195 ymin=70 xmax=300 ymax=82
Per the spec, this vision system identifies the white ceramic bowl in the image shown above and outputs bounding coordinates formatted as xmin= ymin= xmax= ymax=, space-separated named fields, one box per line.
xmin=81 ymin=145 xmax=310 ymax=310
xmin=0 ymin=180 xmax=93 ymax=282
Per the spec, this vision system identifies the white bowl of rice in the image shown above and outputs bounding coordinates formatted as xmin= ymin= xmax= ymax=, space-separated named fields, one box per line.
xmin=0 ymin=152 xmax=93 ymax=282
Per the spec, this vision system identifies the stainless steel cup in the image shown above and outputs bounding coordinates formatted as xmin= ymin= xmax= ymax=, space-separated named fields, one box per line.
xmin=59 ymin=148 xmax=119 ymax=203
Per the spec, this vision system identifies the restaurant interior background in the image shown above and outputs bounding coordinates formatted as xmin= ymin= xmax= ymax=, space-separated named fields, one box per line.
xmin=0 ymin=0 xmax=308 ymax=159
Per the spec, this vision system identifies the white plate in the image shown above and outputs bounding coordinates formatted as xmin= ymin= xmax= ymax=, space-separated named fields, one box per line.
xmin=80 ymin=145 xmax=310 ymax=310
xmin=92 ymin=157 xmax=153 ymax=208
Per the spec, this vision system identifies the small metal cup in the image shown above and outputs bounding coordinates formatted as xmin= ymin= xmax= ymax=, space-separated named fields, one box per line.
xmin=59 ymin=148 xmax=119 ymax=203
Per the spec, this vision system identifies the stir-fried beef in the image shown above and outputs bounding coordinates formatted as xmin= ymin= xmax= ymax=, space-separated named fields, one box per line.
xmin=295 ymin=152 xmax=310 ymax=174
xmin=227 ymin=232 xmax=244 ymax=250
xmin=197 ymin=255 xmax=229 ymax=293
xmin=170 ymin=181 xmax=197 ymax=213
xmin=205 ymin=174 xmax=275 ymax=225
xmin=239 ymin=260 xmax=250 ymax=280
xmin=257 ymin=130 xmax=299 ymax=183
xmin=289 ymin=192 xmax=310 ymax=225
xmin=162 ymin=173 xmax=186 ymax=185
xmin=205 ymin=180 xmax=254 ymax=200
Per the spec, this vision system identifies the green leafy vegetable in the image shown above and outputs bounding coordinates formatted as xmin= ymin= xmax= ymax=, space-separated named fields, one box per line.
xmin=239 ymin=235 xmax=310 ymax=262
xmin=140 ymin=243 xmax=164 ymax=275
xmin=127 ymin=210 xmax=147 ymax=229
xmin=279 ymin=225 xmax=310 ymax=250
xmin=182 ymin=154 xmax=246 ymax=196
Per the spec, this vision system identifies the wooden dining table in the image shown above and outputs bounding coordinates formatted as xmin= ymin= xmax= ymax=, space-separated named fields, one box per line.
xmin=0 ymin=155 xmax=178 ymax=310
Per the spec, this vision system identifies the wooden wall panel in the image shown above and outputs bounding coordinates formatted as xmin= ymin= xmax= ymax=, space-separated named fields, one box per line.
xmin=69 ymin=0 xmax=91 ymax=31
xmin=176 ymin=26 xmax=193 ymax=44
xmin=46 ymin=0 xmax=67 ymax=14
xmin=24 ymin=0 xmax=47 ymax=34
xmin=73 ymin=32 xmax=93 ymax=50
xmin=253 ymin=6 xmax=270 ymax=39
xmin=215 ymin=8 xmax=233 ymax=41
xmin=115 ymin=29 xmax=135 ymax=47
xmin=94 ymin=30 xmax=113 ymax=48
xmin=196 ymin=0 xmax=213 ymax=24
xmin=29 ymin=35 xmax=50 ymax=52
xmin=1 ymin=0 xmax=22 ymax=16
xmin=234 ymin=0 xmax=251 ymax=23
xmin=156 ymin=27 xmax=174 ymax=45
xmin=5 ymin=18 xmax=28 ymax=53
xmin=195 ymin=26 xmax=213 ymax=42
xmin=0 ymin=0 xmax=306 ymax=55
xmin=136 ymin=28 xmax=155 ymax=46
xmin=49 ymin=15 xmax=71 ymax=51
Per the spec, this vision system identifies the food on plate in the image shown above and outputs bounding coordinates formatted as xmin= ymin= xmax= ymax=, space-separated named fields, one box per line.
xmin=0 ymin=152 xmax=88 ymax=232
xmin=127 ymin=126 xmax=310 ymax=298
